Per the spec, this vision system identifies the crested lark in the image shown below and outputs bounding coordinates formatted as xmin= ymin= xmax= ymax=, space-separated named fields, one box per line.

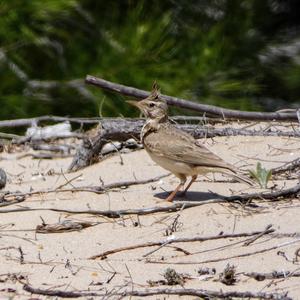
xmin=127 ymin=84 xmax=254 ymax=202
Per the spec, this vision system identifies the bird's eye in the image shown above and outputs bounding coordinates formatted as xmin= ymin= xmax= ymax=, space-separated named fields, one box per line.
xmin=149 ymin=103 xmax=155 ymax=108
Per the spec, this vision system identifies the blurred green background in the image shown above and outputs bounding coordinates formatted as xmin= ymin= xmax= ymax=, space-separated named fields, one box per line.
xmin=1 ymin=0 xmax=300 ymax=120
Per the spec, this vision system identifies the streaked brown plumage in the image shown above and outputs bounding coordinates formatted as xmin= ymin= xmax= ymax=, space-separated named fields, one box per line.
xmin=127 ymin=84 xmax=254 ymax=202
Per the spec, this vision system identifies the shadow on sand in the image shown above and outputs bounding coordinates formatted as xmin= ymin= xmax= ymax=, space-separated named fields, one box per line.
xmin=154 ymin=190 xmax=226 ymax=202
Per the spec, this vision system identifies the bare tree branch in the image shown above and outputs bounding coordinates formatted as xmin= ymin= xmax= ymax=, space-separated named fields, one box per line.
xmin=85 ymin=75 xmax=298 ymax=121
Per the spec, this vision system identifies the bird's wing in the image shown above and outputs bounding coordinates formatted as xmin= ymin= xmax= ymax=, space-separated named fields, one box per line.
xmin=144 ymin=125 xmax=235 ymax=171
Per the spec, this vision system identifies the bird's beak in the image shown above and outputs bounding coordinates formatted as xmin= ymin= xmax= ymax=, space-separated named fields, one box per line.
xmin=126 ymin=100 xmax=142 ymax=109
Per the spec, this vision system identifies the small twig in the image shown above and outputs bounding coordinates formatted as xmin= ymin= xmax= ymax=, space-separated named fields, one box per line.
xmin=243 ymin=224 xmax=273 ymax=246
xmin=106 ymin=271 xmax=116 ymax=284
xmin=55 ymin=173 xmax=83 ymax=191
xmin=272 ymin=157 xmax=300 ymax=176
xmin=0 ymin=173 xmax=170 ymax=205
xmin=142 ymin=241 xmax=170 ymax=258
xmin=18 ymin=246 xmax=24 ymax=264
xmin=16 ymin=153 xmax=73 ymax=159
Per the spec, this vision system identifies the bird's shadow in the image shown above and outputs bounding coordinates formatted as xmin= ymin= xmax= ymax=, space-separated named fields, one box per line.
xmin=154 ymin=191 xmax=225 ymax=202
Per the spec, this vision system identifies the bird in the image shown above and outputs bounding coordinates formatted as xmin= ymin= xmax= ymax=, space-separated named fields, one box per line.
xmin=127 ymin=83 xmax=254 ymax=202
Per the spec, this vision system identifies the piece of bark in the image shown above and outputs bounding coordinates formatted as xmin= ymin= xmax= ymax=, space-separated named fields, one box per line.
xmin=36 ymin=220 xmax=97 ymax=233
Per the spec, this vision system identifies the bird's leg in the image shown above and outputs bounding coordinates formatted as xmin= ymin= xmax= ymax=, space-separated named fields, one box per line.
xmin=166 ymin=175 xmax=186 ymax=202
xmin=181 ymin=175 xmax=197 ymax=196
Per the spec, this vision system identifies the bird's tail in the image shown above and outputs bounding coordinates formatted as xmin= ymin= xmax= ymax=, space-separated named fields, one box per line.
xmin=218 ymin=169 xmax=256 ymax=186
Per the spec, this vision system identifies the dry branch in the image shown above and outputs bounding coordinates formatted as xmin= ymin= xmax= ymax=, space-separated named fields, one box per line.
xmin=68 ymin=118 xmax=300 ymax=171
xmin=85 ymin=75 xmax=298 ymax=121
xmin=148 ymin=238 xmax=300 ymax=265
xmin=89 ymin=226 xmax=275 ymax=260
xmin=3 ymin=173 xmax=170 ymax=201
xmin=0 ymin=115 xmax=225 ymax=129
xmin=0 ymin=115 xmax=101 ymax=128
xmin=1 ymin=181 xmax=300 ymax=216
xmin=23 ymin=284 xmax=291 ymax=299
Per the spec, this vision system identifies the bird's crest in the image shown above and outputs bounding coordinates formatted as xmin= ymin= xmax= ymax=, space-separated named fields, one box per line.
xmin=150 ymin=81 xmax=161 ymax=101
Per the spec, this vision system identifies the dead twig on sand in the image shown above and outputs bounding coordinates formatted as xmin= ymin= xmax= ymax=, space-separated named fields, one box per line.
xmin=243 ymin=224 xmax=273 ymax=246
xmin=23 ymin=284 xmax=291 ymax=299
xmin=89 ymin=226 xmax=274 ymax=260
xmin=243 ymin=270 xmax=300 ymax=281
xmin=85 ymin=75 xmax=297 ymax=122
xmin=272 ymin=157 xmax=300 ymax=176
xmin=17 ymin=153 xmax=73 ymax=159
xmin=0 ymin=174 xmax=170 ymax=207
xmin=148 ymin=238 xmax=300 ymax=265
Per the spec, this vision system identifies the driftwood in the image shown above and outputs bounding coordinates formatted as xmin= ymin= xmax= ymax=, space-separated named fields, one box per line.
xmin=23 ymin=284 xmax=291 ymax=299
xmin=68 ymin=118 xmax=300 ymax=171
xmin=85 ymin=75 xmax=298 ymax=121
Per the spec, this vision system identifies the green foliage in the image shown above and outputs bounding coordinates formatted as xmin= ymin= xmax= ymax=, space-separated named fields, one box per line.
xmin=0 ymin=0 xmax=300 ymax=120
xmin=249 ymin=162 xmax=272 ymax=188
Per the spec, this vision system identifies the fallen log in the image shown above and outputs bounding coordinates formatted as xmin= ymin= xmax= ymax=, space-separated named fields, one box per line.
xmin=68 ymin=118 xmax=300 ymax=172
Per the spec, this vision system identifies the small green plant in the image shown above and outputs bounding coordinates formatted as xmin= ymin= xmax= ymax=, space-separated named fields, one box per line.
xmin=249 ymin=162 xmax=272 ymax=188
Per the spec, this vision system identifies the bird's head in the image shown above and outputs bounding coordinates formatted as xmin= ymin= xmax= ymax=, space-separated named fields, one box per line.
xmin=127 ymin=82 xmax=168 ymax=120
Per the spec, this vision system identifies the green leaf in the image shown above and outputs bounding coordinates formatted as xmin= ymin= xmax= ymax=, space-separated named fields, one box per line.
xmin=249 ymin=162 xmax=272 ymax=188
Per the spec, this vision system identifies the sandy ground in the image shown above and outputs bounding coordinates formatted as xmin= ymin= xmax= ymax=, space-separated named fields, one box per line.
xmin=0 ymin=127 xmax=300 ymax=299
